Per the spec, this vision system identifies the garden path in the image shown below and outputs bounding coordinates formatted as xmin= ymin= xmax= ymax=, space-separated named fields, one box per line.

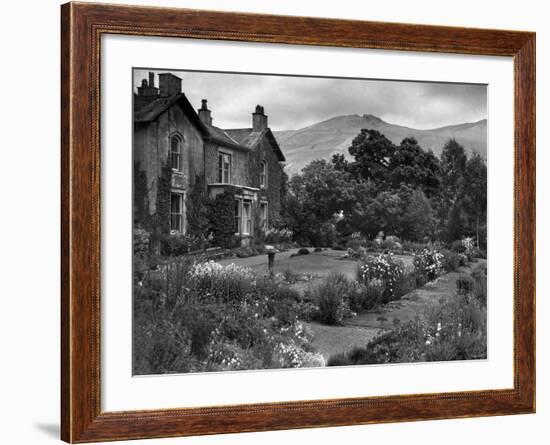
xmin=307 ymin=260 xmax=486 ymax=362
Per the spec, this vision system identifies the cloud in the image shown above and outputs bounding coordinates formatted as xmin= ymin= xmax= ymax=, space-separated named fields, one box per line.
xmin=133 ymin=69 xmax=487 ymax=131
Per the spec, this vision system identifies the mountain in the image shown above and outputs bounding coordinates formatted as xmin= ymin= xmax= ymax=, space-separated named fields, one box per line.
xmin=273 ymin=114 xmax=487 ymax=175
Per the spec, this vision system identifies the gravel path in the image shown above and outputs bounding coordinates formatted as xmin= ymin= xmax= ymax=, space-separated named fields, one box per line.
xmin=305 ymin=322 xmax=380 ymax=361
xmin=309 ymin=259 xmax=486 ymax=362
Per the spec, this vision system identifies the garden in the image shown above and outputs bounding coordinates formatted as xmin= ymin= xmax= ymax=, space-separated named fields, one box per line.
xmin=133 ymin=132 xmax=488 ymax=373
xmin=133 ymin=231 xmax=487 ymax=374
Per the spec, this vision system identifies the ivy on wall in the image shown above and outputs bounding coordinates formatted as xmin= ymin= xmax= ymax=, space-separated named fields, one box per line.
xmin=133 ymin=160 xmax=173 ymax=253
xmin=186 ymin=175 xmax=209 ymax=237
xmin=206 ymin=187 xmax=240 ymax=248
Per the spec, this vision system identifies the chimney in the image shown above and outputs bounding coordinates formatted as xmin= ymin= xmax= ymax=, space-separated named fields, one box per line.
xmin=252 ymin=105 xmax=268 ymax=131
xmin=158 ymin=73 xmax=182 ymax=96
xmin=198 ymin=99 xmax=212 ymax=126
xmin=136 ymin=71 xmax=159 ymax=97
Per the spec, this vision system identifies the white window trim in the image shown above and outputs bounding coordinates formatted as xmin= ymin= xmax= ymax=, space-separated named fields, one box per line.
xmin=242 ymin=200 xmax=252 ymax=236
xmin=234 ymin=198 xmax=242 ymax=236
xmin=260 ymin=160 xmax=267 ymax=188
xmin=218 ymin=151 xmax=232 ymax=184
xmin=170 ymin=191 xmax=186 ymax=234
xmin=170 ymin=134 xmax=182 ymax=172
xmin=260 ymin=201 xmax=268 ymax=229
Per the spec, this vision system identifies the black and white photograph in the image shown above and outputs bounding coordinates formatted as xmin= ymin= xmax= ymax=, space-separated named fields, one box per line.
xmin=132 ymin=69 xmax=488 ymax=375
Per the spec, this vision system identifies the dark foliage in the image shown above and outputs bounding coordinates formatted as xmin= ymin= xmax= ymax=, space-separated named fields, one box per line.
xmin=206 ymin=188 xmax=240 ymax=249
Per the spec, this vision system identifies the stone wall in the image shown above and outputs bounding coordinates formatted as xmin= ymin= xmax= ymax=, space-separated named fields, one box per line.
xmin=247 ymin=134 xmax=284 ymax=227
xmin=204 ymin=142 xmax=250 ymax=186
xmin=133 ymin=104 xmax=204 ymax=230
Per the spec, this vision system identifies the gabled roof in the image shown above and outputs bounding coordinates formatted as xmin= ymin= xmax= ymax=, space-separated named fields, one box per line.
xmin=204 ymin=124 xmax=250 ymax=152
xmin=225 ymin=128 xmax=286 ymax=162
xmin=134 ymin=93 xmax=209 ymax=137
xmin=134 ymin=93 xmax=251 ymax=152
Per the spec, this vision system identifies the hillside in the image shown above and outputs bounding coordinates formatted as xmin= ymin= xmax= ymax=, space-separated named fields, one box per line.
xmin=273 ymin=114 xmax=487 ymax=175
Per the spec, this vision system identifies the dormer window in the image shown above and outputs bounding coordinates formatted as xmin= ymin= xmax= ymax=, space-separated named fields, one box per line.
xmin=218 ymin=152 xmax=232 ymax=184
xmin=260 ymin=161 xmax=267 ymax=188
xmin=170 ymin=135 xmax=182 ymax=171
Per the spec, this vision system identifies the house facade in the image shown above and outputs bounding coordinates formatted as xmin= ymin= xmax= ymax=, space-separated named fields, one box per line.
xmin=133 ymin=72 xmax=286 ymax=247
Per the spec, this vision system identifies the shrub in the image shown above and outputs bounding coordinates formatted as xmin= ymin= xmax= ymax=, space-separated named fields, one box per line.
xmin=314 ymin=247 xmax=323 ymax=252
xmin=327 ymin=294 xmax=486 ymax=366
xmin=394 ymin=271 xmax=417 ymax=299
xmin=357 ymin=254 xmax=405 ymax=302
xmin=471 ymin=247 xmax=487 ymax=259
xmin=189 ymin=261 xmax=255 ymax=304
xmin=133 ymin=259 xmax=321 ymax=374
xmin=206 ymin=189 xmax=241 ymax=248
xmin=313 ymin=272 xmax=350 ymax=325
xmin=413 ymin=249 xmax=444 ymax=280
xmin=263 ymin=226 xmax=293 ymax=244
xmin=440 ymin=248 xmax=461 ymax=272
xmin=470 ymin=265 xmax=487 ymax=307
xmin=298 ymin=247 xmax=310 ymax=255
xmin=347 ymin=233 xmax=365 ymax=251
xmin=133 ymin=227 xmax=151 ymax=258
xmin=401 ymin=241 xmax=429 ymax=254
xmin=451 ymin=239 xmax=466 ymax=254
xmin=360 ymin=280 xmax=385 ymax=310
xmin=160 ymin=232 xmax=211 ymax=256
xmin=235 ymin=247 xmax=259 ymax=258
xmin=456 ymin=274 xmax=474 ymax=295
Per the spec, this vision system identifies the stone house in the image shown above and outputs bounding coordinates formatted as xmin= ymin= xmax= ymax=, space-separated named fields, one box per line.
xmin=133 ymin=72 xmax=286 ymax=246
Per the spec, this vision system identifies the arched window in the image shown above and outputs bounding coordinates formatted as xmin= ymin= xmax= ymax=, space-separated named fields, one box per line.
xmin=170 ymin=134 xmax=182 ymax=171
xmin=260 ymin=161 xmax=267 ymax=188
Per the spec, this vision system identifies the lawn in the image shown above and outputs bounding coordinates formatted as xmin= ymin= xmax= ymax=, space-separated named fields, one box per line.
xmin=219 ymin=248 xmax=414 ymax=293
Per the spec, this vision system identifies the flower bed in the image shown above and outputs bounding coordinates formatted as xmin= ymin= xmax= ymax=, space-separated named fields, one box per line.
xmin=133 ymin=259 xmax=323 ymax=374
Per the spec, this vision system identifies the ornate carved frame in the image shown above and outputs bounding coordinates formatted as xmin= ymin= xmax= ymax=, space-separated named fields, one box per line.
xmin=61 ymin=2 xmax=536 ymax=442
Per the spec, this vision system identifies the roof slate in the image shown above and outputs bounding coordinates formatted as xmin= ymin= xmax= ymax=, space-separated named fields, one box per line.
xmin=225 ymin=128 xmax=286 ymax=162
xmin=134 ymin=94 xmax=285 ymax=161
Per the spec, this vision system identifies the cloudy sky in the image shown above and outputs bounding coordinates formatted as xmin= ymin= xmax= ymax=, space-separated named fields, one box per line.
xmin=133 ymin=68 xmax=487 ymax=131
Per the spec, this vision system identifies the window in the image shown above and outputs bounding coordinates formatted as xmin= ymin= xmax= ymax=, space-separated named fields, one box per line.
xmin=170 ymin=193 xmax=184 ymax=233
xmin=242 ymin=201 xmax=252 ymax=235
xmin=234 ymin=199 xmax=252 ymax=235
xmin=234 ymin=199 xmax=242 ymax=234
xmin=170 ymin=135 xmax=182 ymax=171
xmin=218 ymin=152 xmax=232 ymax=183
xmin=259 ymin=161 xmax=267 ymax=188
xmin=260 ymin=202 xmax=268 ymax=229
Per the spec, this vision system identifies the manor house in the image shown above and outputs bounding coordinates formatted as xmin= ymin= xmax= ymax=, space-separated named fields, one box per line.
xmin=133 ymin=72 xmax=286 ymax=246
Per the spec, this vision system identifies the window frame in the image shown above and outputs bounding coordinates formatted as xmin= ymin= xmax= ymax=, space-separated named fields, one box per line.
xmin=259 ymin=160 xmax=267 ymax=188
xmin=218 ymin=151 xmax=232 ymax=184
xmin=170 ymin=192 xmax=185 ymax=233
xmin=259 ymin=201 xmax=268 ymax=230
xmin=170 ymin=134 xmax=182 ymax=172
xmin=234 ymin=198 xmax=242 ymax=235
xmin=242 ymin=200 xmax=252 ymax=235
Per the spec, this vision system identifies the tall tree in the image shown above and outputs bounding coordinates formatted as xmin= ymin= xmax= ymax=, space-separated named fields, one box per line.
xmin=440 ymin=138 xmax=467 ymax=204
xmin=463 ymin=153 xmax=487 ymax=247
xmin=401 ymin=188 xmax=435 ymax=241
xmin=347 ymin=129 xmax=395 ymax=185
xmin=290 ymin=159 xmax=359 ymax=221
xmin=388 ymin=137 xmax=442 ymax=198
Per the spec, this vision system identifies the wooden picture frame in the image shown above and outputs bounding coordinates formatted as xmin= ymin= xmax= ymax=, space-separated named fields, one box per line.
xmin=61 ymin=2 xmax=536 ymax=442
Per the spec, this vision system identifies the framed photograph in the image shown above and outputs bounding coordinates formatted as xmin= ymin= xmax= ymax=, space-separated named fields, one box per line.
xmin=61 ymin=2 xmax=535 ymax=442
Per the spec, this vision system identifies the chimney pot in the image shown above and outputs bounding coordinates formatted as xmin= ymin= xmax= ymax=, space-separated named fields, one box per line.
xmin=252 ymin=105 xmax=268 ymax=131
xmin=198 ymin=99 xmax=212 ymax=125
